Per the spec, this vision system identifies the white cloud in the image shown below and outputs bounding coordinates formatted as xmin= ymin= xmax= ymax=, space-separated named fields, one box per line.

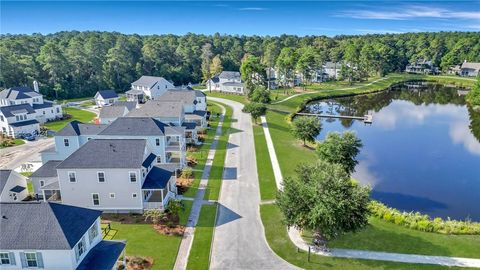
xmin=238 ymin=7 xmax=268 ymax=11
xmin=449 ymin=122 xmax=480 ymax=156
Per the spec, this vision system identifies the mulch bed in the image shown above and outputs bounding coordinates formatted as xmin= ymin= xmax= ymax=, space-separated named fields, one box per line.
xmin=153 ymin=224 xmax=185 ymax=236
xmin=102 ymin=214 xmax=148 ymax=224
xmin=176 ymin=178 xmax=193 ymax=194
xmin=125 ymin=256 xmax=154 ymax=270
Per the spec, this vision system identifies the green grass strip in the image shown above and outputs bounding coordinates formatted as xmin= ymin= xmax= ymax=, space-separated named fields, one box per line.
xmin=43 ymin=107 xmax=96 ymax=131
xmin=252 ymin=123 xmax=277 ymax=200
xmin=186 ymin=204 xmax=218 ymax=270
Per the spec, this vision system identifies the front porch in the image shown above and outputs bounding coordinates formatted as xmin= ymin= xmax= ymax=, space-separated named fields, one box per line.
xmin=142 ymin=165 xmax=178 ymax=210
xmin=41 ymin=182 xmax=62 ymax=202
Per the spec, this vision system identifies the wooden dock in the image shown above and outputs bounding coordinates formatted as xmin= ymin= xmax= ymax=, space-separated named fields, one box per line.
xmin=296 ymin=112 xmax=373 ymax=123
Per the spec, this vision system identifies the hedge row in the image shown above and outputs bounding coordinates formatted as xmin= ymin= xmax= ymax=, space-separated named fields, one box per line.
xmin=369 ymin=201 xmax=480 ymax=235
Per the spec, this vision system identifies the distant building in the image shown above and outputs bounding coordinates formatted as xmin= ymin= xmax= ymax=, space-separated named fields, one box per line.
xmin=460 ymin=61 xmax=480 ymax=77
xmin=0 ymin=86 xmax=62 ymax=138
xmin=0 ymin=202 xmax=126 ymax=270
xmin=94 ymin=90 xmax=119 ymax=107
xmin=405 ymin=59 xmax=438 ymax=74
xmin=0 ymin=170 xmax=28 ymax=202
xmin=206 ymin=71 xmax=245 ymax=94
xmin=322 ymin=62 xmax=344 ymax=80
xmin=126 ymin=76 xmax=175 ymax=103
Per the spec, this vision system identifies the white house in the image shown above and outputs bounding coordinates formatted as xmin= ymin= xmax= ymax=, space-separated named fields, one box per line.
xmin=0 ymin=202 xmax=126 ymax=270
xmin=94 ymin=90 xmax=119 ymax=107
xmin=0 ymin=86 xmax=62 ymax=138
xmin=155 ymin=89 xmax=208 ymax=129
xmin=460 ymin=61 xmax=480 ymax=77
xmin=29 ymin=160 xmax=63 ymax=200
xmin=405 ymin=59 xmax=439 ymax=74
xmin=0 ymin=170 xmax=28 ymax=202
xmin=98 ymin=101 xmax=137 ymax=124
xmin=207 ymin=71 xmax=245 ymax=94
xmin=126 ymin=76 xmax=175 ymax=103
xmin=50 ymin=139 xmax=178 ymax=213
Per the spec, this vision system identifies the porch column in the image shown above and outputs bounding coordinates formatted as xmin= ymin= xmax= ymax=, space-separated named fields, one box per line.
xmin=42 ymin=190 xmax=46 ymax=202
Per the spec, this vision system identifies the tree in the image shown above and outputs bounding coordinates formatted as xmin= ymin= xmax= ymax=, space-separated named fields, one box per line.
xmin=240 ymin=54 xmax=266 ymax=97
xmin=250 ymin=85 xmax=271 ymax=104
xmin=276 ymin=47 xmax=298 ymax=87
xmin=466 ymin=78 xmax=480 ymax=107
xmin=291 ymin=116 xmax=321 ymax=146
xmin=201 ymin=43 xmax=213 ymax=90
xmin=210 ymin=55 xmax=223 ymax=77
xmin=242 ymin=102 xmax=267 ymax=124
xmin=276 ymin=161 xmax=371 ymax=247
xmin=296 ymin=46 xmax=317 ymax=88
xmin=316 ymin=131 xmax=363 ymax=174
xmin=37 ymin=40 xmax=69 ymax=99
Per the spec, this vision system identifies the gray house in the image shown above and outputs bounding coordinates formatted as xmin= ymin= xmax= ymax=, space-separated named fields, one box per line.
xmin=0 ymin=170 xmax=28 ymax=202
xmin=0 ymin=202 xmax=126 ymax=270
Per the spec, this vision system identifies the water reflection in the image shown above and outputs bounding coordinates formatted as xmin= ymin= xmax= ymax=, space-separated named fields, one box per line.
xmin=304 ymin=82 xmax=480 ymax=220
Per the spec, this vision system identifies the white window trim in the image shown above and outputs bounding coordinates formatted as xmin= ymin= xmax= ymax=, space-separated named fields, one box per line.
xmin=97 ymin=171 xmax=105 ymax=183
xmin=0 ymin=252 xmax=11 ymax=265
xmin=24 ymin=252 xmax=38 ymax=268
xmin=39 ymin=180 xmax=45 ymax=187
xmin=92 ymin=193 xmax=100 ymax=206
xmin=68 ymin=171 xmax=76 ymax=183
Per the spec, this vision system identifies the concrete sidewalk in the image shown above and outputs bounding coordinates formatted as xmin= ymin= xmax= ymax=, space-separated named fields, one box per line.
xmin=173 ymin=104 xmax=225 ymax=270
xmin=260 ymin=116 xmax=480 ymax=268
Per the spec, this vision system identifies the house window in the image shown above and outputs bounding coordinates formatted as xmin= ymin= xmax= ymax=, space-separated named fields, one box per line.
xmin=109 ymin=193 xmax=115 ymax=198
xmin=68 ymin=172 xmax=76 ymax=182
xmin=156 ymin=156 xmax=161 ymax=163
xmin=75 ymin=236 xmax=86 ymax=261
xmin=56 ymin=107 xmax=60 ymax=113
xmin=64 ymin=138 xmax=69 ymax=147
xmin=129 ymin=172 xmax=137 ymax=182
xmin=25 ymin=252 xmax=38 ymax=267
xmin=0 ymin=252 xmax=10 ymax=264
xmin=132 ymin=193 xmax=137 ymax=198
xmin=40 ymin=180 xmax=45 ymax=187
xmin=0 ymin=115 xmax=3 ymax=122
xmin=88 ymin=222 xmax=99 ymax=242
xmin=97 ymin=172 xmax=105 ymax=183
xmin=92 ymin=193 xmax=100 ymax=206
xmin=156 ymin=138 xmax=160 ymax=146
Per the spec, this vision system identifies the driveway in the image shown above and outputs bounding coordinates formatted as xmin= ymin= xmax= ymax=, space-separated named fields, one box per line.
xmin=208 ymin=97 xmax=298 ymax=270
xmin=0 ymin=138 xmax=54 ymax=169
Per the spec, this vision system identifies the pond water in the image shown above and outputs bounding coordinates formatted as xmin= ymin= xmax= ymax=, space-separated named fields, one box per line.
xmin=304 ymin=82 xmax=480 ymax=221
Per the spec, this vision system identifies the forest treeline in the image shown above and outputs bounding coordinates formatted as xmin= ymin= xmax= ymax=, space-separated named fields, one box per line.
xmin=1 ymin=31 xmax=479 ymax=99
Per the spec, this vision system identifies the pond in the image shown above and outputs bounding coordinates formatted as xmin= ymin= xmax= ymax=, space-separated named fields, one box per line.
xmin=304 ymin=82 xmax=480 ymax=221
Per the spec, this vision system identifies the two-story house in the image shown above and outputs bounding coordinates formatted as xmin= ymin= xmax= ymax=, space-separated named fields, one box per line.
xmin=155 ymin=89 xmax=208 ymax=129
xmin=0 ymin=86 xmax=62 ymax=138
xmin=0 ymin=202 xmax=126 ymax=270
xmin=0 ymin=170 xmax=28 ymax=202
xmin=94 ymin=90 xmax=119 ymax=107
xmin=49 ymin=139 xmax=178 ymax=213
xmin=405 ymin=59 xmax=439 ymax=74
xmin=460 ymin=61 xmax=480 ymax=77
xmin=207 ymin=71 xmax=245 ymax=94
xmin=126 ymin=76 xmax=175 ymax=103
xmin=97 ymin=101 xmax=137 ymax=124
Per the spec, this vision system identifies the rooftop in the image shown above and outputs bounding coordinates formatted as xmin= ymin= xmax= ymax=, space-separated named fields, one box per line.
xmin=96 ymin=90 xmax=118 ymax=99
xmin=142 ymin=165 xmax=175 ymax=189
xmin=219 ymin=71 xmax=241 ymax=80
xmin=0 ymin=170 xmax=13 ymax=194
xmin=56 ymin=120 xmax=107 ymax=136
xmin=0 ymin=86 xmax=42 ymax=100
xmin=30 ymin=160 xmax=62 ymax=178
xmin=127 ymin=100 xmax=184 ymax=118
xmin=99 ymin=117 xmax=167 ymax=136
xmin=0 ymin=104 xmax=36 ymax=117
xmin=76 ymin=240 xmax=126 ymax=270
xmin=99 ymin=105 xmax=127 ymax=119
xmin=132 ymin=75 xmax=169 ymax=88
xmin=0 ymin=202 xmax=102 ymax=250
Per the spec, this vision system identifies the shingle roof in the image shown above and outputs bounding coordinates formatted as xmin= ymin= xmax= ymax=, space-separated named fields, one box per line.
xmin=96 ymin=90 xmax=118 ymax=99
xmin=30 ymin=160 xmax=62 ymax=178
xmin=56 ymin=121 xmax=107 ymax=136
xmin=0 ymin=202 xmax=102 ymax=250
xmin=56 ymin=139 xmax=148 ymax=169
xmin=127 ymin=100 xmax=184 ymax=118
xmin=142 ymin=153 xmax=157 ymax=168
xmin=99 ymin=106 xmax=127 ymax=119
xmin=77 ymin=240 xmax=126 ymax=270
xmin=0 ymin=87 xmax=41 ymax=100
xmin=219 ymin=71 xmax=241 ymax=79
xmin=210 ymin=76 xmax=219 ymax=83
xmin=0 ymin=104 xmax=36 ymax=117
xmin=182 ymin=122 xmax=197 ymax=130
xmin=157 ymin=89 xmax=197 ymax=104
xmin=10 ymin=119 xmax=39 ymax=127
xmin=32 ymin=101 xmax=56 ymax=110
xmin=99 ymin=117 xmax=167 ymax=136
xmin=461 ymin=62 xmax=480 ymax=70
xmin=222 ymin=82 xmax=244 ymax=87
xmin=142 ymin=165 xmax=174 ymax=189
xmin=0 ymin=170 xmax=13 ymax=194
xmin=132 ymin=76 xmax=167 ymax=88
xmin=113 ymin=101 xmax=137 ymax=111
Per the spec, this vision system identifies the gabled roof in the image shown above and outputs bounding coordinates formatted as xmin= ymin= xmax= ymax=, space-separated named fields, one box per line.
xmin=99 ymin=106 xmax=127 ymax=119
xmin=99 ymin=117 xmax=167 ymax=136
xmin=132 ymin=76 xmax=169 ymax=88
xmin=127 ymin=100 xmax=184 ymax=118
xmin=157 ymin=89 xmax=197 ymax=104
xmin=76 ymin=240 xmax=126 ymax=270
xmin=0 ymin=86 xmax=41 ymax=100
xmin=142 ymin=153 xmax=157 ymax=168
xmin=0 ymin=104 xmax=36 ymax=117
xmin=461 ymin=62 xmax=480 ymax=70
xmin=32 ymin=101 xmax=56 ymax=110
xmin=96 ymin=90 xmax=118 ymax=99
xmin=0 ymin=202 xmax=102 ymax=250
xmin=113 ymin=101 xmax=137 ymax=111
xmin=30 ymin=160 xmax=62 ymax=178
xmin=56 ymin=139 xmax=148 ymax=169
xmin=222 ymin=82 xmax=244 ymax=87
xmin=219 ymin=71 xmax=241 ymax=79
xmin=142 ymin=165 xmax=175 ymax=189
xmin=10 ymin=119 xmax=39 ymax=127
xmin=210 ymin=76 xmax=220 ymax=83
xmin=0 ymin=170 xmax=13 ymax=194
xmin=56 ymin=121 xmax=107 ymax=136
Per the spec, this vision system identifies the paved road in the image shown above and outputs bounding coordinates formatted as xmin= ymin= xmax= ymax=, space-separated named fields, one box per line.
xmin=209 ymin=97 xmax=298 ymax=270
xmin=0 ymin=138 xmax=54 ymax=169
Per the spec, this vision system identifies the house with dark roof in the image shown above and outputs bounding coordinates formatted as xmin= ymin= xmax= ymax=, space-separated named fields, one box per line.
xmin=94 ymin=90 xmax=119 ymax=107
xmin=0 ymin=202 xmax=126 ymax=269
xmin=29 ymin=160 xmax=63 ymax=200
xmin=50 ymin=139 xmax=178 ymax=213
xmin=97 ymin=101 xmax=137 ymax=124
xmin=206 ymin=71 xmax=245 ymax=94
xmin=126 ymin=75 xmax=175 ymax=104
xmin=0 ymin=170 xmax=28 ymax=202
xmin=0 ymin=85 xmax=62 ymax=138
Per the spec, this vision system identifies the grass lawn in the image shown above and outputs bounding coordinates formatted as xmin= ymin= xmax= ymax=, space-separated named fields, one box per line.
xmin=43 ymin=107 xmax=96 ymax=132
xmin=253 ymin=122 xmax=277 ymax=200
xmin=102 ymin=200 xmax=193 ymax=270
xmin=205 ymin=104 xmax=233 ymax=201
xmin=183 ymin=103 xmax=222 ymax=198
xmin=205 ymin=91 xmax=249 ymax=105
xmin=260 ymin=204 xmax=471 ymax=270
xmin=0 ymin=138 xmax=25 ymax=148
xmin=186 ymin=204 xmax=217 ymax=270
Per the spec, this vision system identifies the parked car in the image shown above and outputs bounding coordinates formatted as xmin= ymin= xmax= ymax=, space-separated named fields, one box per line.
xmin=24 ymin=133 xmax=36 ymax=141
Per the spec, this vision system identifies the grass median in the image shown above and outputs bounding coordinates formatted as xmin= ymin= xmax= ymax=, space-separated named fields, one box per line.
xmin=186 ymin=204 xmax=218 ymax=270
xmin=43 ymin=107 xmax=96 ymax=132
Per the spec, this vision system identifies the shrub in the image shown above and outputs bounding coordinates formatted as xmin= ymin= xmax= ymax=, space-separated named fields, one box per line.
xmin=180 ymin=167 xmax=193 ymax=179
xmin=369 ymin=201 xmax=480 ymax=235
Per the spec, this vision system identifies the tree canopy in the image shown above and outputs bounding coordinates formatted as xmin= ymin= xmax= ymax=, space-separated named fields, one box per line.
xmin=317 ymin=131 xmax=363 ymax=174
xmin=291 ymin=116 xmax=321 ymax=146
xmin=242 ymin=102 xmax=267 ymax=123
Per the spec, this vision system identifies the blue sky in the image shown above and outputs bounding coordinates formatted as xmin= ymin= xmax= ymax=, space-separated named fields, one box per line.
xmin=1 ymin=1 xmax=479 ymax=36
